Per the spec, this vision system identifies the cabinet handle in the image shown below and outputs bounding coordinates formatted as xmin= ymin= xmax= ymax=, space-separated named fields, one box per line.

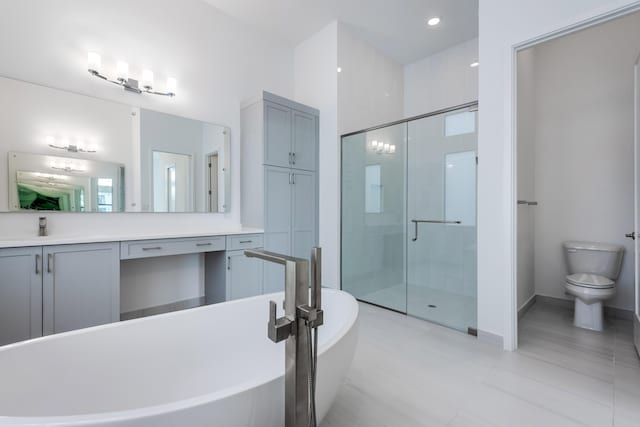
xmin=239 ymin=240 xmax=252 ymax=244
xmin=35 ymin=254 xmax=40 ymax=275
xmin=292 ymin=152 xmax=296 ymax=165
xmin=47 ymin=253 xmax=53 ymax=273
xmin=289 ymin=173 xmax=293 ymax=185
xmin=227 ymin=256 xmax=231 ymax=270
xmin=196 ymin=242 xmax=212 ymax=247
xmin=142 ymin=246 xmax=163 ymax=251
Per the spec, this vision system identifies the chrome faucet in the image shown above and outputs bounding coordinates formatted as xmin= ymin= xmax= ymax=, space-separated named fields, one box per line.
xmin=245 ymin=247 xmax=323 ymax=427
xmin=38 ymin=217 xmax=47 ymax=237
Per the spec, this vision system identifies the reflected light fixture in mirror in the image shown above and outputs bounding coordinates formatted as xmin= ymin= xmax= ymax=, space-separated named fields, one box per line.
xmin=87 ymin=52 xmax=177 ymax=97
xmin=47 ymin=136 xmax=97 ymax=153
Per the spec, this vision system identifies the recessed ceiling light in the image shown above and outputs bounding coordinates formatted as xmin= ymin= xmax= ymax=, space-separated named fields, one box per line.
xmin=427 ymin=17 xmax=440 ymax=26
xmin=470 ymin=62 xmax=479 ymax=68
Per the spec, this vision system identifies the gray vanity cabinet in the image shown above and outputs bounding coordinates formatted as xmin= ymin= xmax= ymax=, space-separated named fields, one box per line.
xmin=43 ymin=242 xmax=120 ymax=335
xmin=241 ymin=91 xmax=319 ymax=294
xmin=225 ymin=251 xmax=264 ymax=300
xmin=0 ymin=247 xmax=42 ymax=346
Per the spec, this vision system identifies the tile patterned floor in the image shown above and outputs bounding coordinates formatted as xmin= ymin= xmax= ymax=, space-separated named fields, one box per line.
xmin=321 ymin=300 xmax=640 ymax=427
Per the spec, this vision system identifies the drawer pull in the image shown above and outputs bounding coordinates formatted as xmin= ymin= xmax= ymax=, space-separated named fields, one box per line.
xmin=239 ymin=240 xmax=253 ymax=244
xmin=142 ymin=246 xmax=163 ymax=251
xmin=196 ymin=242 xmax=213 ymax=247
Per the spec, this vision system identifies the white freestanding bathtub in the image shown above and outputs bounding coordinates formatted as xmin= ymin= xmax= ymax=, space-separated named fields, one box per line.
xmin=0 ymin=289 xmax=358 ymax=426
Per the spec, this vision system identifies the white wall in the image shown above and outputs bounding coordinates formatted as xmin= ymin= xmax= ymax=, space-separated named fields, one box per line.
xmin=293 ymin=21 xmax=339 ymax=288
xmin=516 ymin=49 xmax=537 ymax=310
xmin=528 ymin=13 xmax=640 ymax=310
xmin=404 ymin=38 xmax=479 ymax=118
xmin=478 ymin=0 xmax=640 ymax=349
xmin=337 ymin=23 xmax=404 ymax=135
xmin=0 ymin=0 xmax=294 ymax=238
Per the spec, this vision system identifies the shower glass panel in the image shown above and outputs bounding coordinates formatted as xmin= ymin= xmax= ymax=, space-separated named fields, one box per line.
xmin=341 ymin=104 xmax=477 ymax=333
xmin=407 ymin=110 xmax=477 ymax=332
xmin=341 ymin=123 xmax=407 ymax=312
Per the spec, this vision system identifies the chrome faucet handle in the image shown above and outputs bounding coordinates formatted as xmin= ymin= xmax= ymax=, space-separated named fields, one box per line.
xmin=268 ymin=300 xmax=293 ymax=343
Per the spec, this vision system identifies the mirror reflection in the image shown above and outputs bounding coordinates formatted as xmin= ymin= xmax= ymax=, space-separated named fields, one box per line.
xmin=0 ymin=76 xmax=230 ymax=214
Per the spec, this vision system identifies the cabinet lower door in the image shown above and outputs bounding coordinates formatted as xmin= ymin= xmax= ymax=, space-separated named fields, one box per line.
xmin=0 ymin=247 xmax=42 ymax=346
xmin=226 ymin=251 xmax=263 ymax=300
xmin=43 ymin=243 xmax=119 ymax=335
xmin=264 ymin=166 xmax=293 ymax=293
xmin=292 ymin=170 xmax=317 ymax=260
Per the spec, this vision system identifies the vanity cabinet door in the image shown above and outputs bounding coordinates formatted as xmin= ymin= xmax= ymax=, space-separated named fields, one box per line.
xmin=291 ymin=110 xmax=317 ymax=172
xmin=264 ymin=101 xmax=292 ymax=168
xmin=292 ymin=170 xmax=317 ymax=260
xmin=43 ymin=242 xmax=119 ymax=335
xmin=226 ymin=250 xmax=263 ymax=301
xmin=0 ymin=247 xmax=42 ymax=346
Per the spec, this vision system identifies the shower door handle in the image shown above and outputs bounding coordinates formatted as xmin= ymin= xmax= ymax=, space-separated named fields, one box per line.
xmin=411 ymin=219 xmax=462 ymax=242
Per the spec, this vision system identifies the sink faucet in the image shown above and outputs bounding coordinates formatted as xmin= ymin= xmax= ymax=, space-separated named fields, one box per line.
xmin=244 ymin=247 xmax=323 ymax=427
xmin=38 ymin=217 xmax=47 ymax=237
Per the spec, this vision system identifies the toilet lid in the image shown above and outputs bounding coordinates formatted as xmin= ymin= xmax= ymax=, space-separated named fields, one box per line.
xmin=566 ymin=273 xmax=615 ymax=289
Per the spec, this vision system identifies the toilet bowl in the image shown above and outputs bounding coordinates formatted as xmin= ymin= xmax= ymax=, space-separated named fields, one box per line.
xmin=563 ymin=242 xmax=624 ymax=331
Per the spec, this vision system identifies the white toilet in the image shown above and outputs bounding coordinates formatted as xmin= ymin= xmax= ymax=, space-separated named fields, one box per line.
xmin=563 ymin=241 xmax=624 ymax=331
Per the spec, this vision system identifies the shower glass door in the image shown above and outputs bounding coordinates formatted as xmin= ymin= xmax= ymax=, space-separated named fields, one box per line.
xmin=341 ymin=123 xmax=407 ymax=312
xmin=341 ymin=104 xmax=477 ymax=333
xmin=407 ymin=108 xmax=477 ymax=332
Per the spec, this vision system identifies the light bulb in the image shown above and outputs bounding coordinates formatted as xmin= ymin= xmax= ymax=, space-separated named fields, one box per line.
xmin=390 ymin=145 xmax=396 ymax=154
xmin=116 ymin=61 xmax=129 ymax=81
xmin=371 ymin=140 xmax=378 ymax=149
xmin=384 ymin=143 xmax=390 ymax=153
xmin=142 ymin=69 xmax=154 ymax=89
xmin=87 ymin=52 xmax=101 ymax=73
xmin=166 ymin=77 xmax=177 ymax=95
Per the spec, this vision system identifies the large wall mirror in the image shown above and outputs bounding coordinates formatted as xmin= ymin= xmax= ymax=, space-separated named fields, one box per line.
xmin=0 ymin=76 xmax=230 ymax=213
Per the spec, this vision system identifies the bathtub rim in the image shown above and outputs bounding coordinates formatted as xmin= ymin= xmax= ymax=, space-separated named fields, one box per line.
xmin=0 ymin=288 xmax=359 ymax=425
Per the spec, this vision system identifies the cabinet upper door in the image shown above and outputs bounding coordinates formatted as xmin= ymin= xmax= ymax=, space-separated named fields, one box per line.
xmin=292 ymin=111 xmax=317 ymax=171
xmin=0 ymin=247 xmax=42 ymax=346
xmin=43 ymin=243 xmax=119 ymax=335
xmin=264 ymin=101 xmax=292 ymax=168
xmin=292 ymin=170 xmax=317 ymax=260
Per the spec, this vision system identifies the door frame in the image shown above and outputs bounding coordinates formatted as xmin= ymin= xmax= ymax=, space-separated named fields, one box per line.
xmin=510 ymin=2 xmax=640 ymax=351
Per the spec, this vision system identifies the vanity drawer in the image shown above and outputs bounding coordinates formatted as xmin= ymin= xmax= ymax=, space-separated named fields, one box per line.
xmin=226 ymin=234 xmax=263 ymax=251
xmin=120 ymin=236 xmax=226 ymax=260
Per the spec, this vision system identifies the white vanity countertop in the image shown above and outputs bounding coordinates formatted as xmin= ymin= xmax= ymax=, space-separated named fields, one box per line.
xmin=0 ymin=227 xmax=264 ymax=249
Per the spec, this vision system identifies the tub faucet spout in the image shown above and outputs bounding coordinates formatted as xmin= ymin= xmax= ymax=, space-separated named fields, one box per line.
xmin=244 ymin=248 xmax=323 ymax=427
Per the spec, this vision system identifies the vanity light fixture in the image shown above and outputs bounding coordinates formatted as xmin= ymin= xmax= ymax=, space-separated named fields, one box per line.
xmin=369 ymin=140 xmax=396 ymax=155
xmin=46 ymin=136 xmax=97 ymax=153
xmin=87 ymin=52 xmax=177 ymax=97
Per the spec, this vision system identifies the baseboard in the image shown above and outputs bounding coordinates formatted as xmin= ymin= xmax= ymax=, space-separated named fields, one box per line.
xmin=535 ymin=294 xmax=634 ymax=320
xmin=518 ymin=294 xmax=537 ymax=320
xmin=478 ymin=330 xmax=504 ymax=348
xmin=121 ymin=296 xmax=206 ymax=321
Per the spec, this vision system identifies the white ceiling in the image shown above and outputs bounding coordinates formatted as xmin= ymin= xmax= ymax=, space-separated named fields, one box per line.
xmin=202 ymin=0 xmax=478 ymax=65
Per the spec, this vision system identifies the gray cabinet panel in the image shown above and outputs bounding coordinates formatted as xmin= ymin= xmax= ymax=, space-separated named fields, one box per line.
xmin=226 ymin=250 xmax=263 ymax=300
xmin=0 ymin=247 xmax=42 ymax=345
xmin=43 ymin=243 xmax=119 ymax=335
xmin=264 ymin=101 xmax=292 ymax=168
xmin=292 ymin=170 xmax=317 ymax=260
xmin=292 ymin=111 xmax=317 ymax=171
xmin=264 ymin=166 xmax=292 ymax=293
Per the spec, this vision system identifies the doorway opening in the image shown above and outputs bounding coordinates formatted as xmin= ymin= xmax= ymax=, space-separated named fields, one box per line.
xmin=514 ymin=8 xmax=640 ymax=365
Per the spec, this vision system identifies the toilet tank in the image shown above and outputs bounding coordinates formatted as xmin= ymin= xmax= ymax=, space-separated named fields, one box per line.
xmin=563 ymin=241 xmax=624 ymax=279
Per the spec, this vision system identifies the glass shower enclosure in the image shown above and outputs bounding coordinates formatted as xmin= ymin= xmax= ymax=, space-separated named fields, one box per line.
xmin=341 ymin=103 xmax=478 ymax=333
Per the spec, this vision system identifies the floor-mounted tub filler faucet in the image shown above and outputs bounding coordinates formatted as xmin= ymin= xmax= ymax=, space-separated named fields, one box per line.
xmin=244 ymin=247 xmax=323 ymax=427
xmin=38 ymin=216 xmax=47 ymax=236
